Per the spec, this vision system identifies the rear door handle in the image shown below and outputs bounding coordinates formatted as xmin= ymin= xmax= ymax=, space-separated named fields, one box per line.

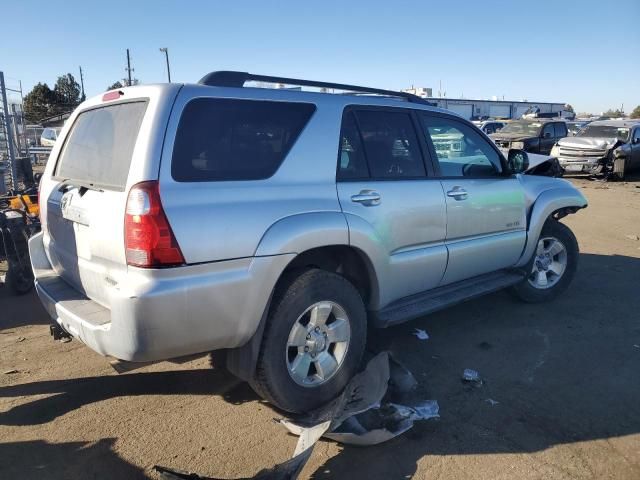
xmin=351 ymin=190 xmax=381 ymax=206
xmin=446 ymin=187 xmax=468 ymax=200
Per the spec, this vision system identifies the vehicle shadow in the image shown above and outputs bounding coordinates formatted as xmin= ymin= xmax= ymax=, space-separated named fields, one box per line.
xmin=0 ymin=438 xmax=146 ymax=480
xmin=0 ymin=367 xmax=261 ymax=426
xmin=0 ymin=288 xmax=50 ymax=329
xmin=308 ymin=252 xmax=640 ymax=478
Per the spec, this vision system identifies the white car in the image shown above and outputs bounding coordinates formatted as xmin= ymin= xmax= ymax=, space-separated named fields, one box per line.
xmin=40 ymin=127 xmax=61 ymax=146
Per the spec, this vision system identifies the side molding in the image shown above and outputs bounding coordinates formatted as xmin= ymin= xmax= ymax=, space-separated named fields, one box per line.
xmin=515 ymin=187 xmax=587 ymax=267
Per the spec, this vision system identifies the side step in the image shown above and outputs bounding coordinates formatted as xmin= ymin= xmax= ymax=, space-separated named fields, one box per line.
xmin=370 ymin=270 xmax=525 ymax=328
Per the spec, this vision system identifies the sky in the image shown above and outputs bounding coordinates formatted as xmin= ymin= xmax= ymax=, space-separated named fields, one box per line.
xmin=1 ymin=0 xmax=638 ymax=114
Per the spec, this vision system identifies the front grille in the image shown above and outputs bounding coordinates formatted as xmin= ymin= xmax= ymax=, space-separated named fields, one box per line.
xmin=558 ymin=145 xmax=607 ymax=161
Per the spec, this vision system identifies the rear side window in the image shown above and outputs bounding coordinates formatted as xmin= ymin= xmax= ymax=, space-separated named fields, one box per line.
xmin=355 ymin=110 xmax=425 ymax=179
xmin=55 ymin=101 xmax=147 ymax=190
xmin=172 ymin=98 xmax=315 ymax=181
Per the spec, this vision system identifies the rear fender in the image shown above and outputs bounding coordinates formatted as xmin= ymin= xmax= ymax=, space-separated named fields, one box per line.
xmin=254 ymin=212 xmax=349 ymax=256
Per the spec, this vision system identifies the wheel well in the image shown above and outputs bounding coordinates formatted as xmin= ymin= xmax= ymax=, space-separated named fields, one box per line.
xmin=551 ymin=206 xmax=582 ymax=221
xmin=280 ymin=246 xmax=376 ymax=305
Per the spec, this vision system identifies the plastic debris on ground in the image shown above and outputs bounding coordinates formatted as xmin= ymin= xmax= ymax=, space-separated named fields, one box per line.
xmin=412 ymin=328 xmax=430 ymax=340
xmin=462 ymin=368 xmax=483 ymax=386
xmin=485 ymin=398 xmax=499 ymax=406
xmin=155 ymin=352 xmax=438 ymax=480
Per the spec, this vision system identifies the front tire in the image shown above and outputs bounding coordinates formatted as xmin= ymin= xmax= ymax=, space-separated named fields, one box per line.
xmin=253 ymin=269 xmax=366 ymax=413
xmin=612 ymin=157 xmax=626 ymax=181
xmin=511 ymin=219 xmax=579 ymax=303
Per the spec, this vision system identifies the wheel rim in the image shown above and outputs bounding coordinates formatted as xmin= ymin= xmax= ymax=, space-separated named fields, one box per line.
xmin=286 ymin=301 xmax=351 ymax=387
xmin=528 ymin=236 xmax=567 ymax=290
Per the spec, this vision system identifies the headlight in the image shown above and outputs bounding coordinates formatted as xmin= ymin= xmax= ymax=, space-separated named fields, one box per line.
xmin=550 ymin=145 xmax=560 ymax=157
xmin=511 ymin=141 xmax=525 ymax=150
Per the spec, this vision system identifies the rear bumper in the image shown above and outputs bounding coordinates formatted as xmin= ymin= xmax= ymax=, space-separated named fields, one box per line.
xmin=29 ymin=232 xmax=294 ymax=362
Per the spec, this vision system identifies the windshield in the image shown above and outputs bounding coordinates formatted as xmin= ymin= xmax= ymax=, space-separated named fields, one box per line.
xmin=499 ymin=121 xmax=542 ymax=136
xmin=578 ymin=125 xmax=630 ymax=141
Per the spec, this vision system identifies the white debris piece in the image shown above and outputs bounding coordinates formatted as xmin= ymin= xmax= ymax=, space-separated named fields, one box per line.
xmin=485 ymin=398 xmax=499 ymax=406
xmin=412 ymin=328 xmax=430 ymax=340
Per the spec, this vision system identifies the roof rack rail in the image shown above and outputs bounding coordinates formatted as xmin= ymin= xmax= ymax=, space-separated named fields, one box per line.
xmin=198 ymin=71 xmax=435 ymax=106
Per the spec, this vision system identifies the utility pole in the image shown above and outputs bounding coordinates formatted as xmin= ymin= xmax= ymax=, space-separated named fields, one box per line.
xmin=159 ymin=48 xmax=171 ymax=82
xmin=79 ymin=66 xmax=86 ymax=100
xmin=125 ymin=49 xmax=134 ymax=87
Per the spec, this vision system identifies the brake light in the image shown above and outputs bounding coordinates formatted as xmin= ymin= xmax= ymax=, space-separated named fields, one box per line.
xmin=103 ymin=90 xmax=123 ymax=101
xmin=124 ymin=181 xmax=184 ymax=267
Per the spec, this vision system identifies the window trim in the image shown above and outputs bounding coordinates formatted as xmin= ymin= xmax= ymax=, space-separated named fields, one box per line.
xmin=336 ymin=105 xmax=435 ymax=182
xmin=418 ymin=111 xmax=510 ymax=180
xmin=170 ymin=97 xmax=317 ymax=183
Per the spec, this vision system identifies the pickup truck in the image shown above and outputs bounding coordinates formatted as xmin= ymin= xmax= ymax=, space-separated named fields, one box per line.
xmin=490 ymin=120 xmax=568 ymax=155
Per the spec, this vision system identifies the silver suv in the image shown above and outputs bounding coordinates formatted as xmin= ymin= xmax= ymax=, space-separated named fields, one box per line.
xmin=30 ymin=72 xmax=587 ymax=412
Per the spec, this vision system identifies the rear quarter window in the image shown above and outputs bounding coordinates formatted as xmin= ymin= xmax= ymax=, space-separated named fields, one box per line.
xmin=171 ymin=98 xmax=316 ymax=182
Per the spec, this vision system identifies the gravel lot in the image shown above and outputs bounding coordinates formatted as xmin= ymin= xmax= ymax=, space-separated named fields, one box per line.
xmin=1 ymin=177 xmax=639 ymax=480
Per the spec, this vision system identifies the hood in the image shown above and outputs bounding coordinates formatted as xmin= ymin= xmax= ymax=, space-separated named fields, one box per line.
xmin=557 ymin=137 xmax=618 ymax=149
xmin=490 ymin=132 xmax=533 ymax=141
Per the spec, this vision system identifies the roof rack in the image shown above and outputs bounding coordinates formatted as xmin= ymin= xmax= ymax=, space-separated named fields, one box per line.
xmin=198 ymin=71 xmax=435 ymax=106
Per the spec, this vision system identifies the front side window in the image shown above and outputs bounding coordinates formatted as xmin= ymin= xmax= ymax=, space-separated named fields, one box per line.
xmin=354 ymin=110 xmax=425 ymax=179
xmin=421 ymin=114 xmax=502 ymax=177
xmin=172 ymin=98 xmax=315 ymax=181
xmin=542 ymin=123 xmax=554 ymax=138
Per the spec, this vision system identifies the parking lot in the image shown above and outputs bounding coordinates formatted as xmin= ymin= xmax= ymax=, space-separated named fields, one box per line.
xmin=1 ymin=176 xmax=639 ymax=480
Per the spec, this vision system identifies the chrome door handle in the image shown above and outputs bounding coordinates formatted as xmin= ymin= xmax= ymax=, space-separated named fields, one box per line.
xmin=351 ymin=190 xmax=381 ymax=206
xmin=446 ymin=187 xmax=468 ymax=200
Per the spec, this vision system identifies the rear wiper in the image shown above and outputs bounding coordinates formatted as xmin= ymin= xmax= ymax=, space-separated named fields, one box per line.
xmin=57 ymin=179 xmax=104 ymax=194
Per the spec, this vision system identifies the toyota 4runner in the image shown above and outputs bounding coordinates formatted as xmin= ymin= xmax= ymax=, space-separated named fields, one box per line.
xmin=30 ymin=72 xmax=587 ymax=412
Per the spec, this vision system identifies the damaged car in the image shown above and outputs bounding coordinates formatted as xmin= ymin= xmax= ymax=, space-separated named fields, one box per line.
xmin=490 ymin=119 xmax=568 ymax=155
xmin=551 ymin=120 xmax=640 ymax=179
xmin=30 ymin=72 xmax=587 ymax=414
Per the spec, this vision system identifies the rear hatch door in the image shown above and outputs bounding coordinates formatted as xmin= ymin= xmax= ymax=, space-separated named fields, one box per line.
xmin=41 ymin=86 xmax=179 ymax=308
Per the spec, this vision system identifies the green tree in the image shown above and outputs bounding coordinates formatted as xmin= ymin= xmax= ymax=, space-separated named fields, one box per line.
xmin=23 ymin=83 xmax=54 ymax=123
xmin=52 ymin=73 xmax=81 ymax=114
xmin=565 ymin=104 xmax=575 ymax=113
xmin=106 ymin=81 xmax=124 ymax=91
xmin=602 ymin=108 xmax=624 ymax=118
xmin=630 ymin=105 xmax=640 ymax=119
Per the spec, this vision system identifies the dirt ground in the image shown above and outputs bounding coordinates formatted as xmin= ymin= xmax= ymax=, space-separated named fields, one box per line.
xmin=1 ymin=176 xmax=640 ymax=480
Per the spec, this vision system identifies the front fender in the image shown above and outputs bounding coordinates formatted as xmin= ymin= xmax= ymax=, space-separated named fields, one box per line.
xmin=515 ymin=187 xmax=587 ymax=267
xmin=254 ymin=211 xmax=349 ymax=256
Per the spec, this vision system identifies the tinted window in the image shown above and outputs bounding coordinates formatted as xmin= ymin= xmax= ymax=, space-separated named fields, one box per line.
xmin=421 ymin=115 xmax=502 ymax=177
xmin=355 ymin=110 xmax=425 ymax=179
xmin=55 ymin=101 xmax=147 ymax=190
xmin=337 ymin=111 xmax=369 ymax=179
xmin=554 ymin=123 xmax=567 ymax=137
xmin=542 ymin=123 xmax=554 ymax=138
xmin=172 ymin=98 xmax=315 ymax=181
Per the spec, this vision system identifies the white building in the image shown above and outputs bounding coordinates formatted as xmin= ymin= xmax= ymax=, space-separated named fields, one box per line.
xmin=401 ymin=87 xmax=566 ymax=120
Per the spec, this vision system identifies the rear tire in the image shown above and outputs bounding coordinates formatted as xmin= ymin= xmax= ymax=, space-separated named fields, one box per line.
xmin=5 ymin=265 xmax=34 ymax=295
xmin=253 ymin=269 xmax=366 ymax=413
xmin=511 ymin=219 xmax=578 ymax=303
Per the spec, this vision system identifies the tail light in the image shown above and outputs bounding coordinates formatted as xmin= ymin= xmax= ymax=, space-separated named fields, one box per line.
xmin=124 ymin=181 xmax=184 ymax=267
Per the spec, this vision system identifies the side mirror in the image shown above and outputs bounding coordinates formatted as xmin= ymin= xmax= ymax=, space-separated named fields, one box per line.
xmin=543 ymin=132 xmax=552 ymax=139
xmin=507 ymin=149 xmax=529 ymax=174
xmin=634 ymin=137 xmax=640 ymax=145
